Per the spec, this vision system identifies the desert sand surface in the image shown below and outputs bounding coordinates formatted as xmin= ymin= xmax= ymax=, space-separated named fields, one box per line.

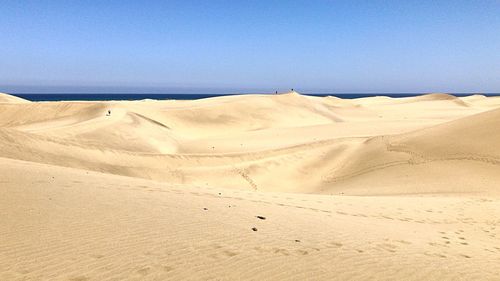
xmin=1 ymin=91 xmax=500 ymax=280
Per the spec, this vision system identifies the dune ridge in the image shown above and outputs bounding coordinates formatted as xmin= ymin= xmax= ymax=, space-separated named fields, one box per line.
xmin=1 ymin=91 xmax=500 ymax=280
xmin=0 ymin=92 xmax=30 ymax=103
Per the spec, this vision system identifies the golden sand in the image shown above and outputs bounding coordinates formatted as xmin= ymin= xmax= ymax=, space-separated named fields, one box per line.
xmin=1 ymin=91 xmax=500 ymax=280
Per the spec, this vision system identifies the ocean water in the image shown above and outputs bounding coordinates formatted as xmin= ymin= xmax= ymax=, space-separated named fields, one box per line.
xmin=10 ymin=93 xmax=500 ymax=102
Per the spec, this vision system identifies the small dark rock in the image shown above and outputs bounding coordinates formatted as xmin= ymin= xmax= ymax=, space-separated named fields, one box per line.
xmin=256 ymin=216 xmax=266 ymax=220
xmin=252 ymin=227 xmax=258 ymax=232
xmin=295 ymin=239 xmax=300 ymax=242
xmin=203 ymin=208 xmax=208 ymax=210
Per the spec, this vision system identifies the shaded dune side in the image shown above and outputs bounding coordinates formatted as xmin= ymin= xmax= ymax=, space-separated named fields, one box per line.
xmin=406 ymin=93 xmax=469 ymax=106
xmin=324 ymin=108 xmax=500 ymax=195
xmin=351 ymin=93 xmax=470 ymax=107
xmin=390 ymin=106 xmax=500 ymax=159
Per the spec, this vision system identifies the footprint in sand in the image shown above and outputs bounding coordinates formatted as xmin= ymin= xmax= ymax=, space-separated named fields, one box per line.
xmin=162 ymin=265 xmax=174 ymax=272
xmin=296 ymin=249 xmax=309 ymax=255
xmin=222 ymin=250 xmax=238 ymax=257
xmin=137 ymin=266 xmax=151 ymax=276
xmin=90 ymin=254 xmax=104 ymax=259
xmin=329 ymin=242 xmax=343 ymax=248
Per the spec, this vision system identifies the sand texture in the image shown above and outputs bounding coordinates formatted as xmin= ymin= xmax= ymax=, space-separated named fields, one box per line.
xmin=1 ymin=91 xmax=500 ymax=280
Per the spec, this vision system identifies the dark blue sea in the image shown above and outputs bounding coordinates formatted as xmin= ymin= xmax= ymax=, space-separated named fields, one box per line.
xmin=10 ymin=93 xmax=500 ymax=102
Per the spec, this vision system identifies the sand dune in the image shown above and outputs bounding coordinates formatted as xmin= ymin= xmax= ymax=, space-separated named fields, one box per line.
xmin=1 ymin=91 xmax=500 ymax=280
xmin=319 ymin=107 xmax=500 ymax=194
xmin=0 ymin=92 xmax=498 ymax=193
xmin=0 ymin=92 xmax=30 ymax=103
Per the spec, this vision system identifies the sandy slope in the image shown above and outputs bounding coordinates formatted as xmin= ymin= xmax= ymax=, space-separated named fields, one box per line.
xmin=0 ymin=92 xmax=30 ymax=103
xmin=1 ymin=91 xmax=500 ymax=280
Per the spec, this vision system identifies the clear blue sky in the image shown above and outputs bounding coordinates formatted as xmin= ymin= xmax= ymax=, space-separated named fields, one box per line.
xmin=1 ymin=0 xmax=499 ymax=93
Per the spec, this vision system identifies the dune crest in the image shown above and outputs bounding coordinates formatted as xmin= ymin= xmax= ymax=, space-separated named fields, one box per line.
xmin=0 ymin=92 xmax=30 ymax=103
